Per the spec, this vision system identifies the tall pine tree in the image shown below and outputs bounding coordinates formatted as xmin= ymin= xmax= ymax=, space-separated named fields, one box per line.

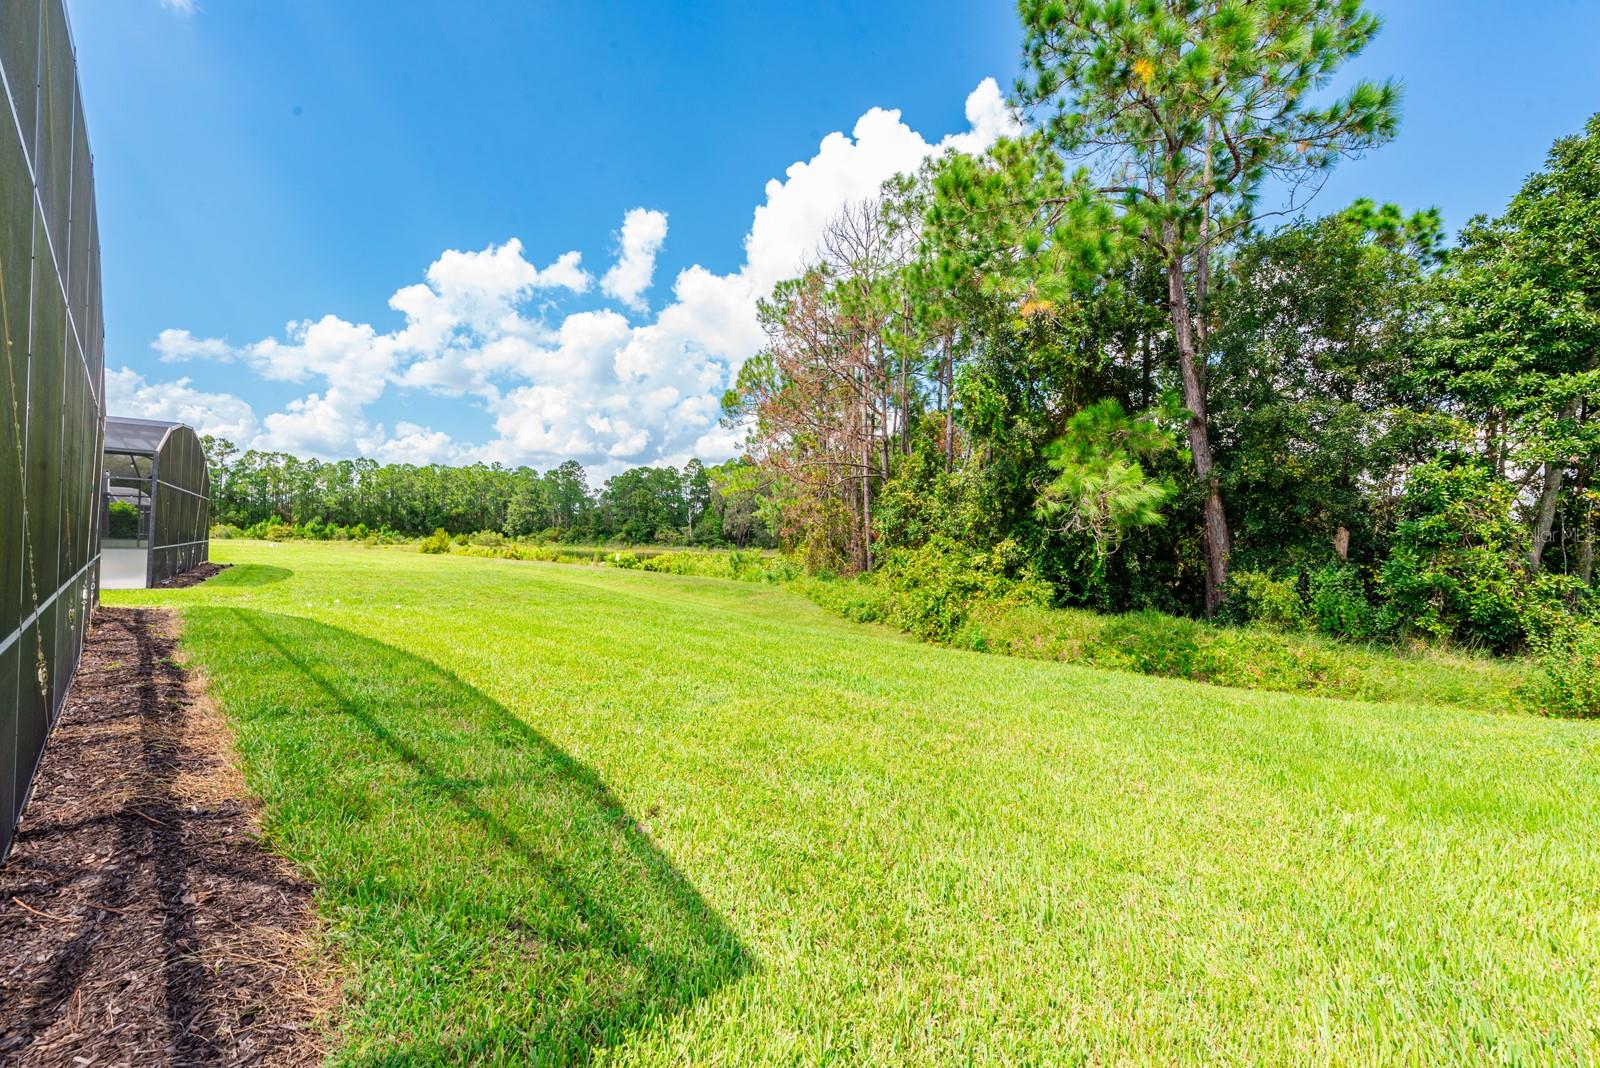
xmin=1015 ymin=0 xmax=1398 ymax=612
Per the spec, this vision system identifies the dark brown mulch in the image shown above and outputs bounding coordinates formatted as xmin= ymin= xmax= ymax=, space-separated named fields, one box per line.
xmin=0 ymin=607 xmax=334 ymax=1067
xmin=154 ymin=563 xmax=233 ymax=590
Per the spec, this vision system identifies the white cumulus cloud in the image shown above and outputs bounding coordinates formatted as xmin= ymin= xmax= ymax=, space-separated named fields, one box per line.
xmin=126 ymin=79 xmax=1018 ymax=473
xmin=106 ymin=367 xmax=258 ymax=442
xmin=361 ymin=422 xmax=464 ymax=465
xmin=154 ymin=328 xmax=233 ymax=362
xmin=600 ymin=208 xmax=669 ymax=312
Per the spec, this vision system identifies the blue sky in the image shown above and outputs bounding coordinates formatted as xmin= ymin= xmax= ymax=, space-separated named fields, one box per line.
xmin=69 ymin=0 xmax=1600 ymax=473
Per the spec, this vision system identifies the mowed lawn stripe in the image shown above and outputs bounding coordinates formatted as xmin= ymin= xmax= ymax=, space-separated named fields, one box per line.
xmin=107 ymin=542 xmax=1600 ymax=1065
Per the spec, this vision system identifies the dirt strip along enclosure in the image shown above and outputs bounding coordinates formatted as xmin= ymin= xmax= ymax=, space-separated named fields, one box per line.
xmin=0 ymin=606 xmax=331 ymax=1067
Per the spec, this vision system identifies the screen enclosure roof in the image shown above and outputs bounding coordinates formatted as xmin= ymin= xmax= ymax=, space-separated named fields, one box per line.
xmin=104 ymin=415 xmax=186 ymax=456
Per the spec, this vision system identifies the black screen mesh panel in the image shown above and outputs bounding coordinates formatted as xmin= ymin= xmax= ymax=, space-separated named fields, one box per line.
xmin=66 ymin=96 xmax=88 ymax=324
xmin=25 ymin=207 xmax=64 ymax=619
xmin=35 ymin=0 xmax=70 ymax=263
xmin=0 ymin=100 xmax=26 ymax=646
xmin=1 ymin=0 xmax=104 ymax=861
xmin=148 ymin=423 xmax=210 ymax=585
xmin=0 ymin=644 xmax=15 ymax=854
xmin=0 ymin=0 xmax=40 ymax=173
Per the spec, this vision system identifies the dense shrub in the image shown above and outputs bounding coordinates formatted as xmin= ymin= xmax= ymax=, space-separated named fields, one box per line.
xmin=1521 ymin=620 xmax=1600 ymax=718
xmin=797 ymin=575 xmax=895 ymax=625
xmin=1222 ymin=569 xmax=1310 ymax=631
xmin=418 ymin=528 xmax=451 ymax=554
xmin=1308 ymin=563 xmax=1375 ymax=641
xmin=510 ymin=543 xmax=570 ymax=563
xmin=254 ymin=517 xmax=299 ymax=542
xmin=1375 ymin=460 xmax=1526 ymax=650
xmin=639 ymin=549 xmax=799 ymax=583
xmin=356 ymin=499 xmax=1562 ymax=715
xmin=107 ymin=500 xmax=140 ymax=539
xmin=450 ymin=541 xmax=601 ymax=564
xmin=228 ymin=517 xmax=397 ymax=542
xmin=1517 ymin=571 xmax=1596 ymax=645
xmin=868 ymin=537 xmax=1051 ymax=643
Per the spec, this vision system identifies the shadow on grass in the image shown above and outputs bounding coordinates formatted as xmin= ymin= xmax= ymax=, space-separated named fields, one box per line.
xmin=194 ymin=608 xmax=750 ymax=1065
xmin=207 ymin=564 xmax=294 ymax=588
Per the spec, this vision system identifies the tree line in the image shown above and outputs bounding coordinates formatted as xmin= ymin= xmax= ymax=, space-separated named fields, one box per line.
xmin=720 ymin=1 xmax=1598 ymax=653
xmin=200 ymin=440 xmax=777 ymax=548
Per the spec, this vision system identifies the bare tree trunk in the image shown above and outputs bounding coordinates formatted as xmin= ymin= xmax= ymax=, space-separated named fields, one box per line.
xmin=1195 ymin=131 xmax=1213 ymax=353
xmin=1530 ymin=397 xmax=1582 ymax=571
xmin=1577 ymin=462 xmax=1595 ymax=587
xmin=861 ymin=458 xmax=872 ymax=573
xmin=898 ymin=359 xmax=907 ymax=457
xmin=861 ymin=388 xmax=873 ymax=573
xmin=1529 ymin=461 xmax=1566 ymax=572
xmin=1164 ymin=239 xmax=1230 ymax=615
xmin=1579 ymin=522 xmax=1595 ymax=588
xmin=899 ymin=307 xmax=910 ymax=458
xmin=942 ymin=335 xmax=955 ymax=471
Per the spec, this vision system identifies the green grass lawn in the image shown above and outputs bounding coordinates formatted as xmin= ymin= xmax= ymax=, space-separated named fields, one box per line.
xmin=107 ymin=541 xmax=1600 ymax=1065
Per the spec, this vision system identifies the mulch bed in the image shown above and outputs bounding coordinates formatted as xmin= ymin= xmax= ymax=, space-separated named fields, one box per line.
xmin=0 ymin=607 xmax=334 ymax=1067
xmin=154 ymin=563 xmax=233 ymax=590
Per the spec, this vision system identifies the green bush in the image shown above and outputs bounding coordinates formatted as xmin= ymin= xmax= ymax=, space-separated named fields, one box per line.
xmin=638 ymin=549 xmax=799 ymax=583
xmin=1222 ymin=569 xmax=1309 ymax=631
xmin=1308 ymin=563 xmax=1374 ymax=640
xmin=870 ymin=537 xmax=1051 ymax=643
xmin=235 ymin=517 xmax=389 ymax=542
xmin=1517 ymin=571 xmax=1596 ymax=646
xmin=258 ymin=518 xmax=299 ymax=542
xmin=209 ymin=522 xmax=243 ymax=540
xmin=791 ymin=574 xmax=883 ymax=622
xmin=418 ymin=528 xmax=451 ymax=555
xmin=108 ymin=500 xmax=141 ymax=539
xmin=607 ymin=551 xmax=642 ymax=569
xmin=1376 ymin=460 xmax=1526 ymax=650
xmin=1521 ymin=620 xmax=1600 ymax=718
xmin=1092 ymin=610 xmax=1206 ymax=676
